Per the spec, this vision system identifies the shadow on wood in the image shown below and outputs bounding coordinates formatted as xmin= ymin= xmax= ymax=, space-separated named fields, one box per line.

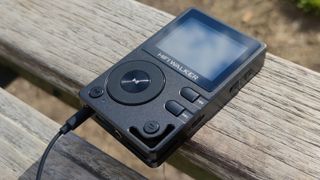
xmin=0 ymin=63 xmax=18 ymax=88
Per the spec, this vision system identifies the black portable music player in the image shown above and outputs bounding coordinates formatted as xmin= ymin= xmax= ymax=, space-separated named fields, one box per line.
xmin=79 ymin=8 xmax=266 ymax=167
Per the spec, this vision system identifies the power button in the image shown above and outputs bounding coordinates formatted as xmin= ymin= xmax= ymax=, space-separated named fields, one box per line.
xmin=143 ymin=121 xmax=160 ymax=134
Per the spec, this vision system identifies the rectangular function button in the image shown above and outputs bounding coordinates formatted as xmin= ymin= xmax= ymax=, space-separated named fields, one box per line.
xmin=165 ymin=100 xmax=185 ymax=116
xmin=180 ymin=87 xmax=200 ymax=102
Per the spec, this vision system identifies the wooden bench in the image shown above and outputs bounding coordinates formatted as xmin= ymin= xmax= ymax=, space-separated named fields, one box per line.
xmin=0 ymin=87 xmax=145 ymax=179
xmin=1 ymin=0 xmax=320 ymax=179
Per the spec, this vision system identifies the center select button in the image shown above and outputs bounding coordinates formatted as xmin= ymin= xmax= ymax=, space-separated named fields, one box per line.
xmin=120 ymin=70 xmax=151 ymax=93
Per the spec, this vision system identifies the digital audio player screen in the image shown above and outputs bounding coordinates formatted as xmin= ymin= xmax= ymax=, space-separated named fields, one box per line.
xmin=156 ymin=18 xmax=248 ymax=81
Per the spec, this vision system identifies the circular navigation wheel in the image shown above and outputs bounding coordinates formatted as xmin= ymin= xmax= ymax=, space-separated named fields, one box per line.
xmin=107 ymin=61 xmax=165 ymax=105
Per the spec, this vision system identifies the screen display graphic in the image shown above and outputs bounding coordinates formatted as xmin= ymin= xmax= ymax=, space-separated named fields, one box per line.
xmin=156 ymin=18 xmax=248 ymax=81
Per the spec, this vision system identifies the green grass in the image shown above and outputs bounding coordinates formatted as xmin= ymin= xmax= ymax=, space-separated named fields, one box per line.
xmin=296 ymin=0 xmax=320 ymax=15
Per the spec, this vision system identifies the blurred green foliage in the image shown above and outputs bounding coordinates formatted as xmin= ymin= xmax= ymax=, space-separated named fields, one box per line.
xmin=296 ymin=0 xmax=320 ymax=15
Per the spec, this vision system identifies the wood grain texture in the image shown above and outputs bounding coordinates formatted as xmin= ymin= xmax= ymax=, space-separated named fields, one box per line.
xmin=0 ymin=88 xmax=145 ymax=180
xmin=0 ymin=0 xmax=320 ymax=179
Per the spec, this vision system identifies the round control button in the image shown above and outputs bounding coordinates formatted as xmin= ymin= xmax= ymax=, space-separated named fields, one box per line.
xmin=143 ymin=121 xmax=160 ymax=134
xmin=120 ymin=70 xmax=151 ymax=93
xmin=89 ymin=86 xmax=104 ymax=98
xmin=107 ymin=61 xmax=165 ymax=105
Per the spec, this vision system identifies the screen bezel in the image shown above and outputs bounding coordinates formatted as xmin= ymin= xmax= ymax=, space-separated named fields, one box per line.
xmin=143 ymin=8 xmax=262 ymax=92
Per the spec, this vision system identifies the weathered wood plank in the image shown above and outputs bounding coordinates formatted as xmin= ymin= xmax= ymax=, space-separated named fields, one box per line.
xmin=1 ymin=0 xmax=320 ymax=179
xmin=0 ymin=88 xmax=145 ymax=179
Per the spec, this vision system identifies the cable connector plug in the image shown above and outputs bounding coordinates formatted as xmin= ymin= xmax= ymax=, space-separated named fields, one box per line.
xmin=36 ymin=105 xmax=95 ymax=180
xmin=59 ymin=105 xmax=95 ymax=134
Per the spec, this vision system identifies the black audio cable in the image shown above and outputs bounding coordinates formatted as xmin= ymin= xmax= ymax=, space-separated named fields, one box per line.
xmin=36 ymin=105 xmax=95 ymax=180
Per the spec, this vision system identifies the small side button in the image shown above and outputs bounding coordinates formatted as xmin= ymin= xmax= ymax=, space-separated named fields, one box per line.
xmin=230 ymin=81 xmax=240 ymax=96
xmin=165 ymin=100 xmax=185 ymax=116
xmin=244 ymin=69 xmax=254 ymax=81
xmin=180 ymin=87 xmax=200 ymax=102
xmin=194 ymin=97 xmax=208 ymax=109
xmin=114 ymin=130 xmax=122 ymax=139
